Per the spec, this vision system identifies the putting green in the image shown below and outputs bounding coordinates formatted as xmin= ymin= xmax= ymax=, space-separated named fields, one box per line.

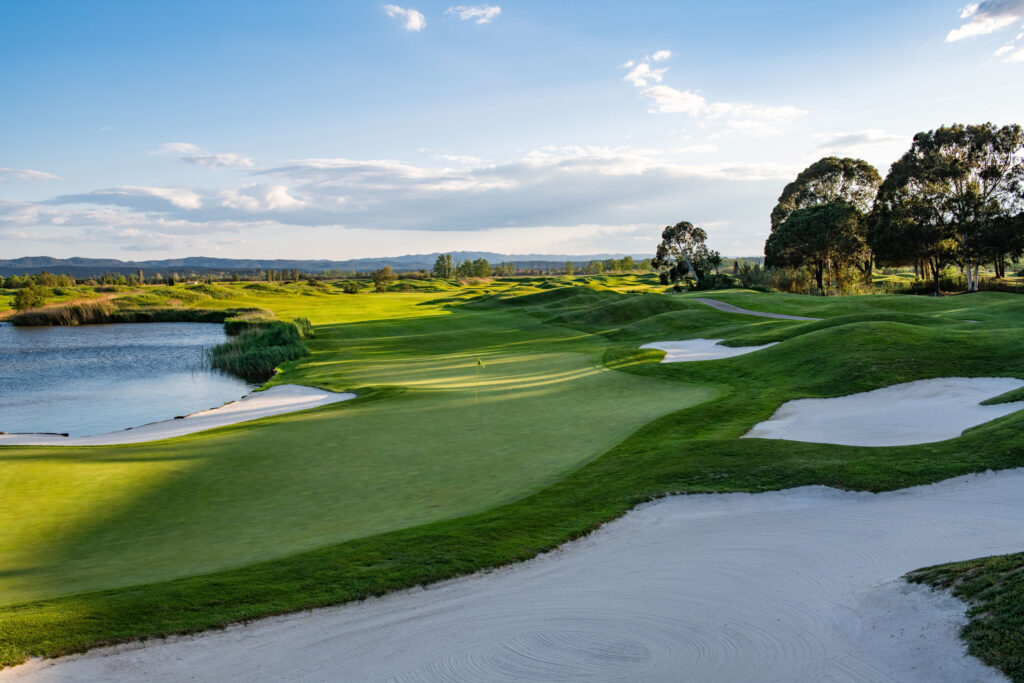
xmin=0 ymin=295 xmax=715 ymax=604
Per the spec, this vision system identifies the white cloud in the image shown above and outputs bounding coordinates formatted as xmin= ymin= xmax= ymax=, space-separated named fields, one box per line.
xmin=641 ymin=85 xmax=707 ymax=115
xmin=1004 ymin=45 xmax=1024 ymax=60
xmin=621 ymin=52 xmax=806 ymax=134
xmin=676 ymin=144 xmax=718 ymax=154
xmin=155 ymin=142 xmax=254 ymax=168
xmin=995 ymin=43 xmax=1017 ymax=55
xmin=622 ymin=62 xmax=667 ymax=87
xmin=0 ymin=167 xmax=64 ymax=182
xmin=21 ymin=147 xmax=794 ymax=248
xmin=947 ymin=1 xmax=1024 ymax=41
xmin=384 ymin=5 xmax=427 ymax=31
xmin=445 ymin=5 xmax=501 ymax=23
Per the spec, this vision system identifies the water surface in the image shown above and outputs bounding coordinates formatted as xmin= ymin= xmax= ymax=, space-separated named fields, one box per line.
xmin=0 ymin=322 xmax=255 ymax=436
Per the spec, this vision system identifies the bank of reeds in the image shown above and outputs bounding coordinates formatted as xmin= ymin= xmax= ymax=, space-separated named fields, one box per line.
xmin=8 ymin=300 xmax=271 ymax=326
xmin=208 ymin=319 xmax=310 ymax=382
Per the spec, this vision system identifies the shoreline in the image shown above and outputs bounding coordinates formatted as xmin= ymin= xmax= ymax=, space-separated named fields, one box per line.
xmin=0 ymin=385 xmax=356 ymax=446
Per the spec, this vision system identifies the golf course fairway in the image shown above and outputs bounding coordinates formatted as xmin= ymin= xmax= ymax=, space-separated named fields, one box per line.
xmin=2 ymin=276 xmax=1024 ymax=680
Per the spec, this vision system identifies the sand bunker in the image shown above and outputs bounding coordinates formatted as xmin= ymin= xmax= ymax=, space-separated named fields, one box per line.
xmin=7 ymin=468 xmax=1022 ymax=682
xmin=745 ymin=377 xmax=1024 ymax=447
xmin=640 ymin=338 xmax=777 ymax=362
xmin=0 ymin=385 xmax=355 ymax=446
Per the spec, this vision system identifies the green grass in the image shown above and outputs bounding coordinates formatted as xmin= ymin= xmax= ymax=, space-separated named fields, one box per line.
xmin=908 ymin=553 xmax=1024 ymax=681
xmin=0 ymin=284 xmax=714 ymax=607
xmin=2 ymin=278 xmax=1024 ymax=672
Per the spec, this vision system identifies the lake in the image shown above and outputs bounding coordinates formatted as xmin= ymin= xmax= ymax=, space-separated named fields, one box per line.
xmin=0 ymin=322 xmax=255 ymax=437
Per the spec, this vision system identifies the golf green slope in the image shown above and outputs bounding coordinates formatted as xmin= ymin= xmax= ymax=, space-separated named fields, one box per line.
xmin=0 ymin=292 xmax=715 ymax=604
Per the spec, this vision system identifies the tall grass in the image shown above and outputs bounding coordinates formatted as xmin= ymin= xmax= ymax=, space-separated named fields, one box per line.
xmin=8 ymin=302 xmax=271 ymax=326
xmin=208 ymin=320 xmax=309 ymax=382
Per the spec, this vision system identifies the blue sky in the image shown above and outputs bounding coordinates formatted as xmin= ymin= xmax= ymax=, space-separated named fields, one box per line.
xmin=2 ymin=0 xmax=1023 ymax=259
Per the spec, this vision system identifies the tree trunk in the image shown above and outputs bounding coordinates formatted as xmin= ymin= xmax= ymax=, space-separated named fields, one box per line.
xmin=815 ymin=262 xmax=824 ymax=293
xmin=931 ymin=258 xmax=940 ymax=296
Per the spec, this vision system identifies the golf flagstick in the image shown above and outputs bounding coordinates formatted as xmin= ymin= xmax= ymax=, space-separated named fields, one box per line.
xmin=475 ymin=357 xmax=485 ymax=402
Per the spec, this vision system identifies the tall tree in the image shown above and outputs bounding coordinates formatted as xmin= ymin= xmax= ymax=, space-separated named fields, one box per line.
xmin=770 ymin=157 xmax=882 ymax=231
xmin=432 ymin=254 xmax=455 ymax=279
xmin=983 ymin=213 xmax=1024 ymax=278
xmin=870 ymin=123 xmax=1024 ymax=293
xmin=371 ymin=266 xmax=396 ymax=292
xmin=765 ymin=203 xmax=866 ymax=292
xmin=652 ymin=221 xmax=720 ymax=284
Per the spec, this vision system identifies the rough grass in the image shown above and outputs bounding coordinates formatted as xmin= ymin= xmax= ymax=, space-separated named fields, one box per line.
xmin=1 ymin=279 xmax=1024 ymax=672
xmin=908 ymin=554 xmax=1024 ymax=681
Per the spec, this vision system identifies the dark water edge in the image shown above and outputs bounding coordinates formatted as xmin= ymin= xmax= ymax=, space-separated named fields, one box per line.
xmin=0 ymin=322 xmax=256 ymax=437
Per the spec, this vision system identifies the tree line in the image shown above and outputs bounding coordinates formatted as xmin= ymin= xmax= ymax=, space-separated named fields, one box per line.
xmin=766 ymin=123 xmax=1023 ymax=295
xmin=430 ymin=254 xmax=652 ymax=279
xmin=654 ymin=122 xmax=1023 ymax=295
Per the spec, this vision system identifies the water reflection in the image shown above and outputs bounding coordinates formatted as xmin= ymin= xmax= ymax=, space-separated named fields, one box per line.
xmin=0 ymin=322 xmax=255 ymax=436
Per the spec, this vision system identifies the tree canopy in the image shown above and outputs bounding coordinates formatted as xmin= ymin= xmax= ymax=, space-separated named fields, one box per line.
xmin=652 ymin=222 xmax=721 ymax=285
xmin=432 ymin=254 xmax=455 ymax=279
xmin=371 ymin=266 xmax=397 ymax=292
xmin=770 ymin=157 xmax=882 ymax=231
xmin=766 ymin=203 xmax=866 ymax=292
xmin=869 ymin=123 xmax=1024 ymax=292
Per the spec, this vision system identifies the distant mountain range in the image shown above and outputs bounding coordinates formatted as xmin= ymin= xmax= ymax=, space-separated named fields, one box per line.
xmin=0 ymin=252 xmax=658 ymax=277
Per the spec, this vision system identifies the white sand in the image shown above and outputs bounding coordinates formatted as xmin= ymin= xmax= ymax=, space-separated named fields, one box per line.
xmin=745 ymin=377 xmax=1024 ymax=446
xmin=0 ymin=385 xmax=355 ymax=446
xmin=7 ymin=468 xmax=1022 ymax=682
xmin=693 ymin=297 xmax=822 ymax=320
xmin=641 ymin=338 xmax=778 ymax=362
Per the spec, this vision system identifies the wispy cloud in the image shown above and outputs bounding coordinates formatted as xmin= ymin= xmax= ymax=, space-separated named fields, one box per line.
xmin=0 ymin=167 xmax=64 ymax=182
xmin=1002 ymin=45 xmax=1024 ymax=60
xmin=17 ymin=147 xmax=793 ymax=241
xmin=947 ymin=1 xmax=1024 ymax=41
xmin=621 ymin=52 xmax=806 ymax=135
xmin=156 ymin=142 xmax=254 ymax=168
xmin=808 ymin=130 xmax=908 ymax=162
xmin=384 ymin=4 xmax=427 ymax=31
xmin=445 ymin=5 xmax=501 ymax=24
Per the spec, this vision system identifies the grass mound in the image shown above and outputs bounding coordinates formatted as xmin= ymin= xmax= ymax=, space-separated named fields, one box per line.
xmin=186 ymin=283 xmax=241 ymax=299
xmin=546 ymin=294 xmax=692 ymax=330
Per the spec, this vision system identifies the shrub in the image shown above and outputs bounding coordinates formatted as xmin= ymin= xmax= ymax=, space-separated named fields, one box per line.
xmin=693 ymin=272 xmax=735 ymax=290
xmin=736 ymin=263 xmax=772 ymax=290
xmin=372 ymin=267 xmax=397 ymax=292
xmin=12 ymin=285 xmax=47 ymax=310
xmin=339 ymin=280 xmax=360 ymax=294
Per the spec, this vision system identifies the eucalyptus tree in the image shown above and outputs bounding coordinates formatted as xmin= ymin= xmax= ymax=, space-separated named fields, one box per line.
xmin=652 ymin=221 xmax=720 ymax=285
xmin=870 ymin=123 xmax=1024 ymax=293
xmin=770 ymin=157 xmax=882 ymax=231
xmin=765 ymin=203 xmax=866 ymax=292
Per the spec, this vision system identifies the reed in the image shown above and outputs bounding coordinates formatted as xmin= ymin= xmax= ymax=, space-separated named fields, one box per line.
xmin=208 ymin=320 xmax=309 ymax=382
xmin=8 ymin=302 xmax=271 ymax=326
